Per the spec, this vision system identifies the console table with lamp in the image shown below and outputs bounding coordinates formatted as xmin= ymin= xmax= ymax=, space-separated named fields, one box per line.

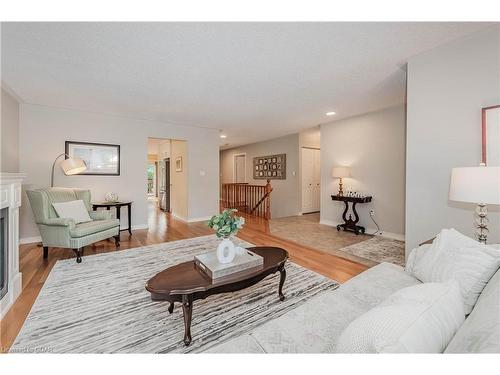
xmin=331 ymin=166 xmax=373 ymax=235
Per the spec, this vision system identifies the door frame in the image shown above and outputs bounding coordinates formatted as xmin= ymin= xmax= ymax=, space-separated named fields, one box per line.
xmin=233 ymin=153 xmax=247 ymax=183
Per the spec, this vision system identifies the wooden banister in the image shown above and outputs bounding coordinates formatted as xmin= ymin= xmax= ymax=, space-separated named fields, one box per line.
xmin=221 ymin=179 xmax=273 ymax=219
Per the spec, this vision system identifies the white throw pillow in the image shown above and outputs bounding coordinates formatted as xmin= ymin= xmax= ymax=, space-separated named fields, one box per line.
xmin=406 ymin=228 xmax=500 ymax=314
xmin=335 ymin=281 xmax=465 ymax=353
xmin=52 ymin=200 xmax=92 ymax=224
xmin=405 ymin=244 xmax=431 ymax=275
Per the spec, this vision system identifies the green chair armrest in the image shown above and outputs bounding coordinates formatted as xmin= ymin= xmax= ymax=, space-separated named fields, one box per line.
xmin=89 ymin=210 xmax=112 ymax=221
xmin=41 ymin=218 xmax=76 ymax=228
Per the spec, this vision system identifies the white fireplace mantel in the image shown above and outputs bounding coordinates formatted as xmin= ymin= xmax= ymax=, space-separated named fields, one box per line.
xmin=0 ymin=172 xmax=26 ymax=318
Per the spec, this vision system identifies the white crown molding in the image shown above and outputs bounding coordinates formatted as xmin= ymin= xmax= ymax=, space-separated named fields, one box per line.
xmin=1 ymin=81 xmax=24 ymax=103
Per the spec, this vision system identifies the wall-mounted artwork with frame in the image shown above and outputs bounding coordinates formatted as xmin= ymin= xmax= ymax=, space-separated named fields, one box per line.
xmin=65 ymin=141 xmax=120 ymax=175
xmin=175 ymin=156 xmax=183 ymax=172
xmin=482 ymin=104 xmax=500 ymax=166
xmin=253 ymin=153 xmax=286 ymax=180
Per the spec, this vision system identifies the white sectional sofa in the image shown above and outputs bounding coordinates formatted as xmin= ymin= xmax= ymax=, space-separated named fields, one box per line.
xmin=208 ymin=258 xmax=500 ymax=353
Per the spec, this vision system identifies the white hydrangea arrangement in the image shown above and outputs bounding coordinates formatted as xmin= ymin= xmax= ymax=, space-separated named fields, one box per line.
xmin=207 ymin=209 xmax=245 ymax=238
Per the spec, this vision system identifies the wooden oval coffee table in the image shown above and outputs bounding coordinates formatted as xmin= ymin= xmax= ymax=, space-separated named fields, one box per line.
xmin=145 ymin=246 xmax=288 ymax=346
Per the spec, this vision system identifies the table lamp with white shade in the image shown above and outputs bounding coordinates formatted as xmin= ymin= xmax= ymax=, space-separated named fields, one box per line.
xmin=449 ymin=165 xmax=500 ymax=243
xmin=332 ymin=166 xmax=351 ymax=196
xmin=51 ymin=153 xmax=87 ymax=187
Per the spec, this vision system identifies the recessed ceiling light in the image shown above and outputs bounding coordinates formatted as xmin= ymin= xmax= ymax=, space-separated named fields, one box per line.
xmin=220 ymin=134 xmax=227 ymax=139
xmin=326 ymin=111 xmax=336 ymax=116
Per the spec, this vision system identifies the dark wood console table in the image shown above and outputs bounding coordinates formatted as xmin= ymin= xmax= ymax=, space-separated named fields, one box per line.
xmin=331 ymin=195 xmax=372 ymax=235
xmin=92 ymin=201 xmax=133 ymax=235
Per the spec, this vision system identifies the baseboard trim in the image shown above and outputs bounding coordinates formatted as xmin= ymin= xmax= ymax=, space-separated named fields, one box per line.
xmin=187 ymin=216 xmax=212 ymax=223
xmin=131 ymin=224 xmax=148 ymax=230
xmin=171 ymin=212 xmax=188 ymax=222
xmin=319 ymin=219 xmax=405 ymax=242
xmin=20 ymin=236 xmax=42 ymax=245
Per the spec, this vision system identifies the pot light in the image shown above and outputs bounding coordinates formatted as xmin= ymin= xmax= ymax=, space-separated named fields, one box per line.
xmin=220 ymin=134 xmax=227 ymax=139
xmin=326 ymin=111 xmax=336 ymax=116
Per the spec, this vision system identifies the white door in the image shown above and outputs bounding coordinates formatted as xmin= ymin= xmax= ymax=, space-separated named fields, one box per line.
xmin=302 ymin=148 xmax=321 ymax=213
xmin=234 ymin=154 xmax=246 ymax=183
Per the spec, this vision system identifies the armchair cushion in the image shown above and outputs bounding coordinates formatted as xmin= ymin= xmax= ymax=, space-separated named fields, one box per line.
xmin=70 ymin=219 xmax=120 ymax=238
xmin=52 ymin=200 xmax=92 ymax=224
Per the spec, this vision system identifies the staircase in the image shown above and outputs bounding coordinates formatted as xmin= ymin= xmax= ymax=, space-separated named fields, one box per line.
xmin=221 ymin=179 xmax=273 ymax=219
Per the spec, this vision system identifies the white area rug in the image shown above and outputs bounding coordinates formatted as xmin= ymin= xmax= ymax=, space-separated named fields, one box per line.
xmin=11 ymin=235 xmax=338 ymax=353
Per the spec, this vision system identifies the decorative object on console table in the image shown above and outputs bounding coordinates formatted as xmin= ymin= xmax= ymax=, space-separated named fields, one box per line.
xmin=331 ymin=166 xmax=351 ymax=196
xmin=92 ymin=201 xmax=133 ymax=235
xmin=207 ymin=209 xmax=245 ymax=264
xmin=104 ymin=192 xmax=119 ymax=203
xmin=253 ymin=153 xmax=286 ymax=180
xmin=50 ymin=153 xmax=87 ymax=187
xmin=449 ymin=165 xmax=500 ymax=244
xmin=331 ymin=195 xmax=373 ymax=235
xmin=145 ymin=246 xmax=288 ymax=346
xmin=65 ymin=141 xmax=120 ymax=175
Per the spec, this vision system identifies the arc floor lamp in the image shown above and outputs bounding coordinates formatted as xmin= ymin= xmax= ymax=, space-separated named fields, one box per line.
xmin=50 ymin=153 xmax=87 ymax=187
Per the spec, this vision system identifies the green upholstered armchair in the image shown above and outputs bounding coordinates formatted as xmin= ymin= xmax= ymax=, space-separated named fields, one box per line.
xmin=26 ymin=187 xmax=120 ymax=263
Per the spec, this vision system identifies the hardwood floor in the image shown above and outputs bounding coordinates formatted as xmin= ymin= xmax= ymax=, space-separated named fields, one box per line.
xmin=0 ymin=204 xmax=368 ymax=353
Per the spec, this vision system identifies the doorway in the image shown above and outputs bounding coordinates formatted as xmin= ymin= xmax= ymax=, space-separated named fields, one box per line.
xmin=234 ymin=154 xmax=247 ymax=183
xmin=158 ymin=158 xmax=170 ymax=212
xmin=147 ymin=137 xmax=172 ymax=212
xmin=301 ymin=147 xmax=321 ymax=213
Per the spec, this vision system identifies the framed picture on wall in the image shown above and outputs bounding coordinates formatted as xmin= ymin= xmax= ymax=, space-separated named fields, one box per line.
xmin=175 ymin=156 xmax=183 ymax=172
xmin=252 ymin=153 xmax=286 ymax=179
xmin=65 ymin=141 xmax=120 ymax=175
xmin=482 ymin=105 xmax=500 ymax=166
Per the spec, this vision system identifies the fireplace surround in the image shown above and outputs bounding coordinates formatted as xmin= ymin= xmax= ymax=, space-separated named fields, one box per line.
xmin=0 ymin=173 xmax=25 ymax=318
xmin=0 ymin=207 xmax=8 ymax=300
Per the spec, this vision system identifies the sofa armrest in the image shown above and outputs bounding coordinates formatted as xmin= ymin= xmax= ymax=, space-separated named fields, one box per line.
xmin=89 ymin=210 xmax=112 ymax=221
xmin=41 ymin=218 xmax=76 ymax=228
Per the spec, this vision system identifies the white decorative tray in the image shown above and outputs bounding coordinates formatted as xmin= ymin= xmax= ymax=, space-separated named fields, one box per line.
xmin=194 ymin=249 xmax=263 ymax=280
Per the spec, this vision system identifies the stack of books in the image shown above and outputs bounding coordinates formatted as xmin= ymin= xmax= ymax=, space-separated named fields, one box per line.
xmin=194 ymin=249 xmax=264 ymax=280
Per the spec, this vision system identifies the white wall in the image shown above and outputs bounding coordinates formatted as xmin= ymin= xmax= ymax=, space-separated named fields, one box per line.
xmin=1 ymin=87 xmax=20 ymax=173
xmin=299 ymin=126 xmax=320 ymax=149
xmin=406 ymin=26 xmax=500 ymax=252
xmin=320 ymin=105 xmax=406 ymax=239
xmin=220 ymin=134 xmax=300 ymax=218
xmin=19 ymin=104 xmax=220 ymax=240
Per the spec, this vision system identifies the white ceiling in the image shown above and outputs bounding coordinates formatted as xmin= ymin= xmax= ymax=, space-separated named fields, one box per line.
xmin=1 ymin=22 xmax=493 ymax=149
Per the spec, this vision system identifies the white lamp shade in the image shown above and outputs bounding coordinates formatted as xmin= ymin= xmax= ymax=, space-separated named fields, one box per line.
xmin=332 ymin=166 xmax=351 ymax=178
xmin=449 ymin=166 xmax=500 ymax=205
xmin=60 ymin=157 xmax=87 ymax=175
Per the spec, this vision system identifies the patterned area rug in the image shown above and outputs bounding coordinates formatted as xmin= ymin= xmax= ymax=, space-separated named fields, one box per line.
xmin=269 ymin=213 xmax=405 ymax=267
xmin=11 ymin=235 xmax=338 ymax=354
xmin=339 ymin=237 xmax=405 ymax=267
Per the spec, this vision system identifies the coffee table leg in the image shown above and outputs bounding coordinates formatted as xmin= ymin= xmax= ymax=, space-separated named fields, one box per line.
xmin=168 ymin=302 xmax=174 ymax=314
xmin=279 ymin=265 xmax=286 ymax=301
xmin=182 ymin=295 xmax=193 ymax=346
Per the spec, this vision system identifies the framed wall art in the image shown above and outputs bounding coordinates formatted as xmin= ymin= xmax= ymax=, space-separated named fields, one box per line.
xmin=482 ymin=104 xmax=500 ymax=166
xmin=253 ymin=153 xmax=286 ymax=180
xmin=175 ymin=156 xmax=183 ymax=172
xmin=65 ymin=141 xmax=120 ymax=175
